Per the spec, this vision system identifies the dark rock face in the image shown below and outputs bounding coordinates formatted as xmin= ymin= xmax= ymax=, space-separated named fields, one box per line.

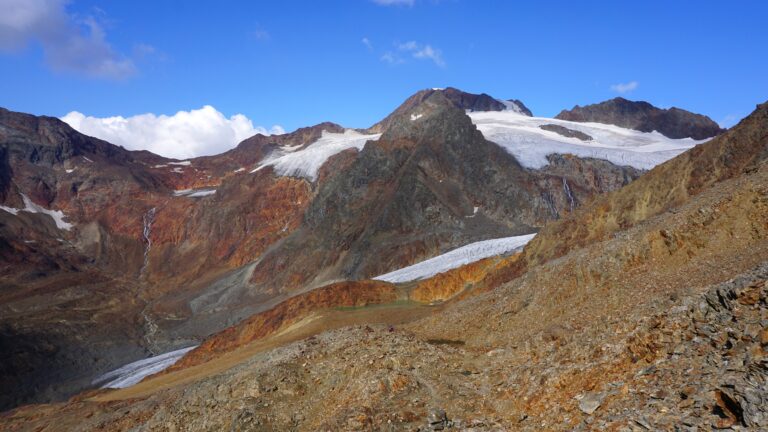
xmin=555 ymin=97 xmax=725 ymax=139
xmin=439 ymin=88 xmax=532 ymax=114
xmin=539 ymin=124 xmax=593 ymax=141
xmin=0 ymin=108 xmax=133 ymax=166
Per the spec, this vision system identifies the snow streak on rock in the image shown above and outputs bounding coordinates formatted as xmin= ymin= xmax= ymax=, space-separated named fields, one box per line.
xmin=563 ymin=178 xmax=575 ymax=213
xmin=374 ymin=234 xmax=536 ymax=283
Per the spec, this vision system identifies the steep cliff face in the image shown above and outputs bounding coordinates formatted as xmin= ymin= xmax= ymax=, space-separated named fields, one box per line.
xmin=555 ymin=97 xmax=725 ymax=139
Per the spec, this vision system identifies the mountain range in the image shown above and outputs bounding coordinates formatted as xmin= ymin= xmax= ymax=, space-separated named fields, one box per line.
xmin=1 ymin=88 xmax=766 ymax=431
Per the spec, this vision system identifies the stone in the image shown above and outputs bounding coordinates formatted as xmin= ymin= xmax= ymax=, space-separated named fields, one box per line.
xmin=577 ymin=392 xmax=605 ymax=415
xmin=427 ymin=408 xmax=448 ymax=430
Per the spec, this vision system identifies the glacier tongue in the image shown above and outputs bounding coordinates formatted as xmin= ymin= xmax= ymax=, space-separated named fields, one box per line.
xmin=374 ymin=234 xmax=536 ymax=284
xmin=94 ymin=346 xmax=198 ymax=389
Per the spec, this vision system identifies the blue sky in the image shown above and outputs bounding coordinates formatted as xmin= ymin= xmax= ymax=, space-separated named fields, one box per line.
xmin=1 ymin=0 xmax=767 ymax=156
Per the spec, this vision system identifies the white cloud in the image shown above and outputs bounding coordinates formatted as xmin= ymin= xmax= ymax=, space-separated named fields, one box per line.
xmin=372 ymin=0 xmax=415 ymax=6
xmin=398 ymin=40 xmax=445 ymax=67
xmin=61 ymin=106 xmax=285 ymax=159
xmin=0 ymin=0 xmax=137 ymax=79
xmin=610 ymin=81 xmax=639 ymax=94
xmin=361 ymin=37 xmax=373 ymax=50
xmin=251 ymin=25 xmax=270 ymax=41
xmin=380 ymin=51 xmax=404 ymax=65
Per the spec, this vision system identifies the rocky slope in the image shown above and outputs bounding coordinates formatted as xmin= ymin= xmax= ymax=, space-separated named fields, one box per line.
xmin=2 ymin=97 xmax=764 ymax=431
xmin=0 ymin=89 xmax=723 ymax=413
xmin=556 ymin=97 xmax=725 ymax=139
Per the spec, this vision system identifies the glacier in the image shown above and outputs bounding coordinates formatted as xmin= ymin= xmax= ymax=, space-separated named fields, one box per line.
xmin=374 ymin=233 xmax=536 ymax=283
xmin=94 ymin=346 xmax=198 ymax=389
xmin=469 ymin=110 xmax=709 ymax=170
xmin=251 ymin=129 xmax=381 ymax=180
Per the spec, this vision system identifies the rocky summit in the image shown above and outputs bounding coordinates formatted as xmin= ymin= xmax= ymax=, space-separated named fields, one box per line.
xmin=1 ymin=85 xmax=766 ymax=432
xmin=555 ymin=97 xmax=726 ymax=140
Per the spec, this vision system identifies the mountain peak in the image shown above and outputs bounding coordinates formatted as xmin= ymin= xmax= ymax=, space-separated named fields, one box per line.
xmin=555 ymin=98 xmax=724 ymax=139
xmin=0 ymin=107 xmax=132 ymax=166
xmin=370 ymin=87 xmax=531 ymax=133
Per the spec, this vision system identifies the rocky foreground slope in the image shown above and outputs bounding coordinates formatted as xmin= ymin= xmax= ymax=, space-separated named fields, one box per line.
xmin=0 ymin=88 xmax=735 ymax=417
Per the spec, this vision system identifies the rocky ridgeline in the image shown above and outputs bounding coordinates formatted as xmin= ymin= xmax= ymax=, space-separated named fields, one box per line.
xmin=556 ymin=97 xmax=725 ymax=140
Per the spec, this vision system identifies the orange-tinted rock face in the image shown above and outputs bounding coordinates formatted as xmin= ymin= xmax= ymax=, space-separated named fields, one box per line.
xmin=169 ymin=280 xmax=398 ymax=370
xmin=411 ymin=257 xmax=500 ymax=303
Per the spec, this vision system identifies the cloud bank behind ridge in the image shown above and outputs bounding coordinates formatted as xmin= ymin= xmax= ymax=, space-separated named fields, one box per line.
xmin=62 ymin=106 xmax=285 ymax=159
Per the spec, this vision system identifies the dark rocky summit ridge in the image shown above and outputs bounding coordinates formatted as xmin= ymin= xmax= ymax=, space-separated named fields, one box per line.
xmin=555 ymin=97 xmax=725 ymax=139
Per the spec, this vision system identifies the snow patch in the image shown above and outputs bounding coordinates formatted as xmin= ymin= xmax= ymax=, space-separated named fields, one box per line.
xmin=173 ymin=189 xmax=216 ymax=198
xmin=153 ymin=164 xmax=167 ymax=168
xmin=251 ymin=130 xmax=381 ymax=181
xmin=233 ymin=167 xmax=245 ymax=173
xmin=94 ymin=346 xmax=198 ymax=389
xmin=468 ymin=111 xmax=708 ymax=170
xmin=374 ymin=233 xmax=536 ymax=283
xmin=65 ymin=168 xmax=75 ymax=174
xmin=410 ymin=113 xmax=424 ymax=121
xmin=1 ymin=195 xmax=74 ymax=230
xmin=187 ymin=190 xmax=216 ymax=198
xmin=83 ymin=157 xmax=93 ymax=163
xmin=499 ymin=100 xmax=527 ymax=115
xmin=168 ymin=161 xmax=191 ymax=166
xmin=0 ymin=205 xmax=19 ymax=215
xmin=171 ymin=167 xmax=184 ymax=173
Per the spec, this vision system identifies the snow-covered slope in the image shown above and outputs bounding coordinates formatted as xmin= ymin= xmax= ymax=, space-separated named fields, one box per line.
xmin=252 ymin=130 xmax=381 ymax=180
xmin=93 ymin=346 xmax=198 ymax=389
xmin=374 ymin=233 xmax=536 ymax=283
xmin=469 ymin=111 xmax=709 ymax=170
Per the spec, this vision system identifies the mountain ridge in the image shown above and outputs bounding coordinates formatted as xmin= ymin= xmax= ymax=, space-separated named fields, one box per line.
xmin=556 ymin=96 xmax=725 ymax=139
xmin=0 ymin=88 xmax=739 ymax=412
